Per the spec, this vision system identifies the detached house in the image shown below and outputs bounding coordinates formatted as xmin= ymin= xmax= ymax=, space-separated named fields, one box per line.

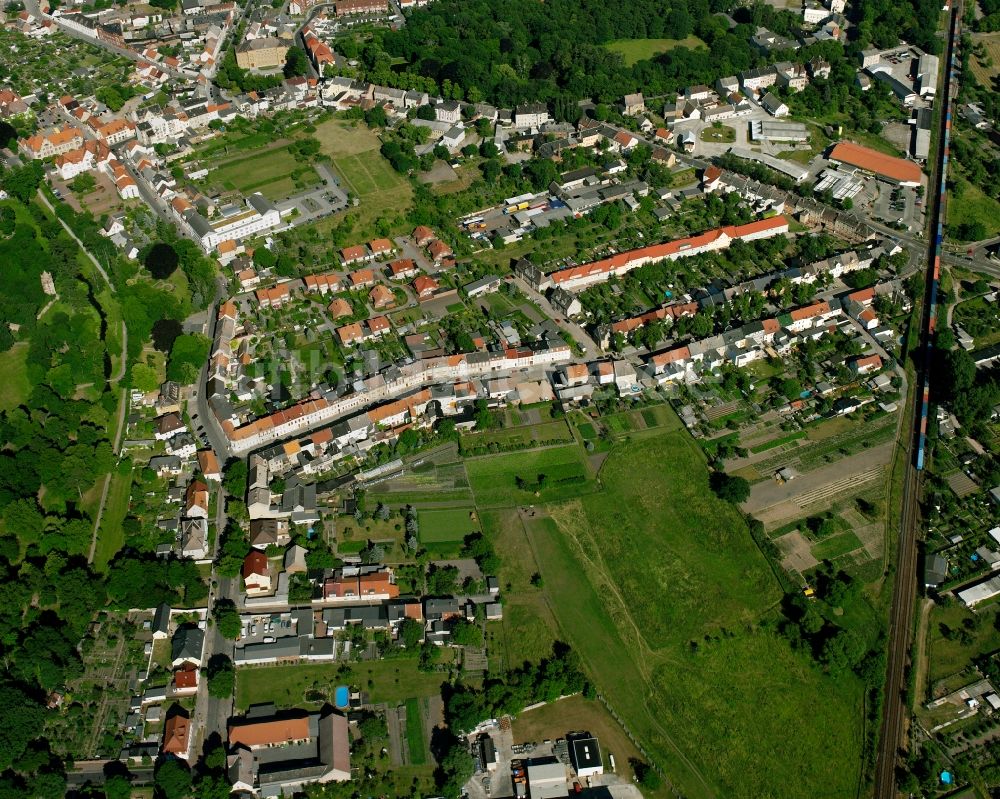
xmin=242 ymin=550 xmax=271 ymax=595
xmin=185 ymin=480 xmax=210 ymax=519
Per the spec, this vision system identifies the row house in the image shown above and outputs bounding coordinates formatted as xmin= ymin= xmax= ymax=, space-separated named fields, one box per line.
xmin=543 ymin=216 xmax=789 ymax=292
xmin=19 ymin=126 xmax=83 ymax=159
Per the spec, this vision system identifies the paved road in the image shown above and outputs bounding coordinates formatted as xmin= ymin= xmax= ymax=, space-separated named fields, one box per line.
xmin=192 ymin=301 xmax=233 ymax=464
xmin=192 ymin=485 xmax=236 ymax=753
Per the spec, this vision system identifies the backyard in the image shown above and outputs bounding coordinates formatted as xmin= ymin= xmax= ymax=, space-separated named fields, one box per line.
xmin=235 ymin=659 xmax=445 ymax=711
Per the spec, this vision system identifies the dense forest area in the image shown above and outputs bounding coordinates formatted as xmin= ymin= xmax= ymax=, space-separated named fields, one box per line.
xmin=347 ymin=0 xmax=943 ymax=111
xmin=0 ymin=166 xmax=211 ymax=792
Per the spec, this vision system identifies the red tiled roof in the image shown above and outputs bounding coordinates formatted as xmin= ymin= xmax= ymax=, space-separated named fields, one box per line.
xmin=828 ymin=141 xmax=922 ymax=184
xmin=551 ymin=217 xmax=787 ymax=285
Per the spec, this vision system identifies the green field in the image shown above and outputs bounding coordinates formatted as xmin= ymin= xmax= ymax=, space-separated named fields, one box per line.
xmin=548 ymin=434 xmax=776 ymax=649
xmin=948 ymin=178 xmax=1000 ymax=240
xmin=530 ymin=431 xmax=864 ymax=799
xmin=927 ymin=602 xmax=1000 ymax=683
xmin=0 ymin=342 xmax=31 ymax=411
xmin=418 ymin=508 xmax=479 ymax=543
xmin=461 ymin=419 xmax=574 ymax=450
xmin=93 ymin=466 xmax=132 ymax=569
xmin=235 ymin=660 xmax=445 ymax=711
xmin=811 ymin=530 xmax=863 ymax=560
xmin=404 ymin=697 xmax=426 ymax=765
xmin=329 ymin=150 xmax=413 ymax=234
xmin=603 ymin=36 xmax=706 ymax=66
xmin=210 ymin=146 xmax=319 ymax=200
xmin=465 ymin=445 xmax=594 ymax=507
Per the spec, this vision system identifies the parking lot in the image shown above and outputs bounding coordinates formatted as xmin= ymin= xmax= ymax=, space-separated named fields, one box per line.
xmin=873 ymin=183 xmax=921 ymax=231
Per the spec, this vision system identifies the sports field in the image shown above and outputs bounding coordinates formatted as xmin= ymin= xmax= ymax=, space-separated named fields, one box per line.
xmin=603 ymin=36 xmax=706 ymax=66
xmin=209 ymin=145 xmax=319 ymax=200
xmin=530 ymin=430 xmax=864 ymax=799
xmin=465 ymin=445 xmax=594 ymax=507
xmin=418 ymin=508 xmax=479 ymax=542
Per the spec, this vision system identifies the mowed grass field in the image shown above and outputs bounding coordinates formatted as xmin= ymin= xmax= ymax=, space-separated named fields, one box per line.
xmin=418 ymin=508 xmax=479 ymax=542
xmin=530 ymin=429 xmax=864 ymax=799
xmin=603 ymin=36 xmax=706 ymax=66
xmin=209 ymin=145 xmax=319 ymax=201
xmin=465 ymin=444 xmax=595 ymax=507
xmin=0 ymin=342 xmax=31 ymax=411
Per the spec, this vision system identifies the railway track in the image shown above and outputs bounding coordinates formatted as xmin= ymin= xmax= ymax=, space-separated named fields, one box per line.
xmin=872 ymin=4 xmax=961 ymax=796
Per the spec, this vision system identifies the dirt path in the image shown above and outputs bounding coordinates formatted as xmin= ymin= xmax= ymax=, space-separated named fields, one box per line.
xmin=912 ymin=598 xmax=934 ymax=708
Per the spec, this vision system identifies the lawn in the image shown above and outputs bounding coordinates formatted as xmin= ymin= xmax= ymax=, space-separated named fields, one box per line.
xmin=948 ymin=179 xmax=1000 ymax=240
xmin=465 ymin=445 xmax=595 ymax=507
xmin=93 ymin=467 xmax=132 ymax=570
xmin=811 ymin=530 xmax=863 ymax=560
xmin=0 ymin=342 xmax=31 ymax=411
xmin=404 ymin=697 xmax=426 ymax=765
xmin=603 ymin=36 xmax=706 ymax=66
xmin=700 ymin=125 xmax=736 ymax=144
xmin=235 ymin=660 xmax=446 ymax=710
xmin=529 ymin=431 xmax=864 ymax=799
xmin=418 ymin=508 xmax=479 ymax=543
xmin=209 ymin=146 xmax=319 ymax=201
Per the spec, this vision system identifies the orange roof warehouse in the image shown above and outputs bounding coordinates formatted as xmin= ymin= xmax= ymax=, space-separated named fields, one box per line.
xmin=827 ymin=141 xmax=923 ymax=186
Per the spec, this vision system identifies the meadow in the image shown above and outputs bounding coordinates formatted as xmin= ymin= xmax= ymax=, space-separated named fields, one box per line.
xmin=948 ymin=178 xmax=1000 ymax=240
xmin=603 ymin=36 xmax=707 ymax=66
xmin=528 ymin=428 xmax=864 ymax=799
xmin=465 ymin=444 xmax=595 ymax=507
xmin=0 ymin=342 xmax=30 ymax=411
xmin=547 ymin=432 xmax=777 ymax=649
